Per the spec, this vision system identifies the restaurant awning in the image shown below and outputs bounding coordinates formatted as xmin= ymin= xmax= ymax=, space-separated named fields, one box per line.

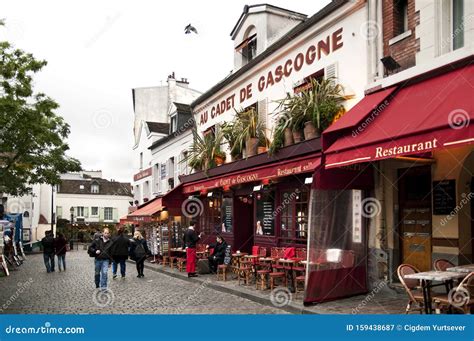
xmin=182 ymin=154 xmax=321 ymax=194
xmin=127 ymin=197 xmax=163 ymax=223
xmin=324 ymin=63 xmax=474 ymax=169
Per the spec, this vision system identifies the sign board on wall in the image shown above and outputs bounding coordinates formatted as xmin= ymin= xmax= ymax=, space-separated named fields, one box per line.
xmin=352 ymin=190 xmax=362 ymax=243
xmin=432 ymin=180 xmax=456 ymax=215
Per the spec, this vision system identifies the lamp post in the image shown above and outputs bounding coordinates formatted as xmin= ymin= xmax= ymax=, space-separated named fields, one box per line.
xmin=69 ymin=207 xmax=74 ymax=249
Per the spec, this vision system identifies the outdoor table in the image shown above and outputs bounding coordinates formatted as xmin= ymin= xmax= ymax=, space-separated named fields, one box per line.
xmin=404 ymin=271 xmax=466 ymax=314
xmin=243 ymin=255 xmax=259 ymax=279
xmin=446 ymin=264 xmax=474 ymax=273
xmin=278 ymin=258 xmax=297 ymax=293
xmin=231 ymin=252 xmax=248 ymax=275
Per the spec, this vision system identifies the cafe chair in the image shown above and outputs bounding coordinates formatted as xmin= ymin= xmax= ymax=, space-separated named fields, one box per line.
xmin=397 ymin=264 xmax=425 ymax=314
xmin=433 ymin=272 xmax=474 ymax=314
xmin=217 ymin=264 xmax=229 ymax=281
xmin=433 ymin=259 xmax=455 ymax=272
xmin=269 ymin=270 xmax=287 ymax=290
xmin=295 ymin=275 xmax=305 ymax=298
xmin=161 ymin=255 xmax=169 ymax=267
xmin=177 ymin=257 xmax=187 ymax=272
xmin=238 ymin=261 xmax=252 ymax=285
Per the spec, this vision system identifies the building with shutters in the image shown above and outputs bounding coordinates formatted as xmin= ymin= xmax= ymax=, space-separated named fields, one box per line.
xmin=55 ymin=171 xmax=133 ymax=227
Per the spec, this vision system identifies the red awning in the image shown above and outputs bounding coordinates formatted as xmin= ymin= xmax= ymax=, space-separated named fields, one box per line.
xmin=183 ymin=154 xmax=321 ymax=194
xmin=325 ymin=64 xmax=474 ymax=168
xmin=127 ymin=197 xmax=163 ymax=223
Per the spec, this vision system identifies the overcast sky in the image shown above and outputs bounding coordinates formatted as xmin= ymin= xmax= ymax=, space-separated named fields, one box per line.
xmin=1 ymin=0 xmax=330 ymax=183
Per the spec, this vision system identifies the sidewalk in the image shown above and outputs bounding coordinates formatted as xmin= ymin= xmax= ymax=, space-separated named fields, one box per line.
xmin=139 ymin=259 xmax=408 ymax=314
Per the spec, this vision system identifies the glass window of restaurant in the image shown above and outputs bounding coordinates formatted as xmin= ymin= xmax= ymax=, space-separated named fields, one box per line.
xmin=279 ymin=184 xmax=310 ymax=246
xmin=198 ymin=193 xmax=222 ymax=236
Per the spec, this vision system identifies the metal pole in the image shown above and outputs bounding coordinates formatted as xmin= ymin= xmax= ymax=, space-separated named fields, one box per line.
xmin=50 ymin=185 xmax=54 ymax=234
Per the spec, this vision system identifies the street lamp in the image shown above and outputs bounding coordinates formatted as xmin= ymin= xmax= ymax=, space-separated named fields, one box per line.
xmin=69 ymin=207 xmax=74 ymax=249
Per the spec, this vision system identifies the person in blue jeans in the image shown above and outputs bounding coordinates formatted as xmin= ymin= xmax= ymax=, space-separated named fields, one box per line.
xmin=110 ymin=226 xmax=130 ymax=279
xmin=54 ymin=233 xmax=68 ymax=271
xmin=88 ymin=228 xmax=113 ymax=289
xmin=41 ymin=231 xmax=55 ymax=273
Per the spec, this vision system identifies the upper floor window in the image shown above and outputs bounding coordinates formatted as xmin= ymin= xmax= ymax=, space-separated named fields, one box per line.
xmin=139 ymin=152 xmax=143 ymax=170
xmin=77 ymin=206 xmax=85 ymax=217
xmin=91 ymin=183 xmax=99 ymax=194
xmin=452 ymin=0 xmax=464 ymax=50
xmin=395 ymin=0 xmax=409 ymax=36
xmin=104 ymin=207 xmax=113 ymax=221
xmin=170 ymin=114 xmax=178 ymax=134
xmin=242 ymin=35 xmax=257 ymax=63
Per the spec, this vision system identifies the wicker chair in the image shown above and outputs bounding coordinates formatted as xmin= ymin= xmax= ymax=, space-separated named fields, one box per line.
xmin=433 ymin=272 xmax=474 ymax=314
xmin=397 ymin=264 xmax=425 ymax=314
xmin=433 ymin=259 xmax=455 ymax=272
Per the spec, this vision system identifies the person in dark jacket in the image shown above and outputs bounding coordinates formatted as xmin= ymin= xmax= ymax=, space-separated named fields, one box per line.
xmin=54 ymin=233 xmax=68 ymax=272
xmin=129 ymin=231 xmax=149 ymax=278
xmin=206 ymin=236 xmax=228 ymax=274
xmin=183 ymin=221 xmax=204 ymax=278
xmin=41 ymin=231 xmax=55 ymax=273
xmin=111 ymin=227 xmax=130 ymax=279
xmin=88 ymin=228 xmax=113 ymax=289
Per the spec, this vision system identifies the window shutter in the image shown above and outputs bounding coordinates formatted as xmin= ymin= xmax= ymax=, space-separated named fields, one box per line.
xmin=74 ymin=207 xmax=78 ymax=217
xmin=324 ymin=62 xmax=338 ymax=84
xmin=258 ymin=99 xmax=268 ymax=129
xmin=84 ymin=207 xmax=89 ymax=218
xmin=174 ymin=155 xmax=180 ymax=185
xmin=99 ymin=207 xmax=105 ymax=221
xmin=113 ymin=208 xmax=118 ymax=221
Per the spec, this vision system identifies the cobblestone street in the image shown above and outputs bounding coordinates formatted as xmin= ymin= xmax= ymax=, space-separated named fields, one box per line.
xmin=0 ymin=250 xmax=287 ymax=314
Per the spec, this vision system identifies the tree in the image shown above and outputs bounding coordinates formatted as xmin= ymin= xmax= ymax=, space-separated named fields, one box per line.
xmin=0 ymin=19 xmax=81 ymax=196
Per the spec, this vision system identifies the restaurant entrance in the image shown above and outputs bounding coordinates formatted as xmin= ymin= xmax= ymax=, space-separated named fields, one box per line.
xmin=233 ymin=195 xmax=254 ymax=253
xmin=398 ymin=166 xmax=432 ymax=271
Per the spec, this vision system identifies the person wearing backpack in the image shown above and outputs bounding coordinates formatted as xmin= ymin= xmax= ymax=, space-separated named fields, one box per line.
xmin=129 ymin=231 xmax=149 ymax=278
xmin=88 ymin=228 xmax=113 ymax=289
xmin=110 ymin=226 xmax=130 ymax=279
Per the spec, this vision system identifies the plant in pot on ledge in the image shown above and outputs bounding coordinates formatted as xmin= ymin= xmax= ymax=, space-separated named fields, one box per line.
xmin=233 ymin=107 xmax=267 ymax=158
xmin=183 ymin=127 xmax=226 ymax=172
xmin=221 ymin=120 xmax=242 ymax=161
xmin=300 ymin=78 xmax=345 ymax=139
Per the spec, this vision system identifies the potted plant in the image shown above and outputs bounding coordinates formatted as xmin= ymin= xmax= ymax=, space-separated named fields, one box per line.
xmin=221 ymin=120 xmax=242 ymax=161
xmin=182 ymin=128 xmax=225 ymax=172
xmin=233 ymin=107 xmax=266 ymax=158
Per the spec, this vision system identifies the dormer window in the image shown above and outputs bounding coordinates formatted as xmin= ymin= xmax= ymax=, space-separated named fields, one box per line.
xmin=91 ymin=183 xmax=99 ymax=194
xmin=242 ymin=34 xmax=257 ymax=63
xmin=170 ymin=114 xmax=178 ymax=134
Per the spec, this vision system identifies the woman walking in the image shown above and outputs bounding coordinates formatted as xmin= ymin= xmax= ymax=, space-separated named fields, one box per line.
xmin=130 ymin=231 xmax=149 ymax=278
xmin=54 ymin=233 xmax=68 ymax=272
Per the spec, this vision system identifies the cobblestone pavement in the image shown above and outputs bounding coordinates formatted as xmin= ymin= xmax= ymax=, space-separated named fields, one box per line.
xmin=0 ymin=251 xmax=287 ymax=314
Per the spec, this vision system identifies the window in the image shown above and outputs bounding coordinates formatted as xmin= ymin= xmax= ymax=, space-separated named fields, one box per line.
xmin=242 ymin=36 xmax=257 ymax=64
xmin=170 ymin=114 xmax=177 ymax=133
xmin=91 ymin=207 xmax=99 ymax=216
xmin=168 ymin=157 xmax=175 ymax=178
xmin=199 ymin=194 xmax=222 ymax=236
xmin=280 ymin=186 xmax=310 ymax=245
xmin=452 ymin=0 xmax=464 ymax=50
xmin=139 ymin=152 xmax=143 ymax=170
xmin=91 ymin=183 xmax=99 ymax=194
xmin=104 ymin=207 xmax=113 ymax=221
xmin=77 ymin=206 xmax=85 ymax=217
xmin=395 ymin=0 xmax=409 ymax=36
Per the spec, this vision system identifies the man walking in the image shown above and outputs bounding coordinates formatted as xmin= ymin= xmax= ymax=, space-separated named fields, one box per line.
xmin=183 ymin=221 xmax=203 ymax=278
xmin=41 ymin=231 xmax=55 ymax=273
xmin=88 ymin=228 xmax=113 ymax=289
xmin=111 ymin=226 xmax=130 ymax=279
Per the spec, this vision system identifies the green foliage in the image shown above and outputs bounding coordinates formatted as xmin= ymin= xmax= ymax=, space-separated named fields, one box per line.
xmin=182 ymin=127 xmax=225 ymax=172
xmin=0 ymin=22 xmax=81 ymax=196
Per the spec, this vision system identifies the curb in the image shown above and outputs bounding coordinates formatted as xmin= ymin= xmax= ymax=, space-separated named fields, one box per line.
xmin=130 ymin=260 xmax=316 ymax=314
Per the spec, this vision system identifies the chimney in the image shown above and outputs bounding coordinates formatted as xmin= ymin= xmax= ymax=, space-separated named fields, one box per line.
xmin=177 ymin=77 xmax=189 ymax=88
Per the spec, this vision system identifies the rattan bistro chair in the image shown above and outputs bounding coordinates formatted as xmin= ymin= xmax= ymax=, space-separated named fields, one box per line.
xmin=397 ymin=264 xmax=425 ymax=314
xmin=433 ymin=259 xmax=455 ymax=272
xmin=433 ymin=272 xmax=474 ymax=314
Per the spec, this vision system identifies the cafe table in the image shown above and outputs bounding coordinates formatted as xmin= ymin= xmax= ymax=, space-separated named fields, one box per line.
xmin=446 ymin=264 xmax=474 ymax=273
xmin=404 ymin=270 xmax=466 ymax=314
xmin=277 ymin=258 xmax=303 ymax=293
xmin=231 ymin=252 xmax=248 ymax=275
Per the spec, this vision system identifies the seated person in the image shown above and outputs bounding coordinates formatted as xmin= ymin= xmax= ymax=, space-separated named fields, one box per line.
xmin=206 ymin=236 xmax=227 ymax=274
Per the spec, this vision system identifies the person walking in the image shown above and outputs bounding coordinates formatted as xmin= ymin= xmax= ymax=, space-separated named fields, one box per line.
xmin=183 ymin=221 xmax=203 ymax=278
xmin=41 ymin=231 xmax=55 ymax=273
xmin=111 ymin=227 xmax=130 ymax=279
xmin=130 ymin=231 xmax=149 ymax=278
xmin=88 ymin=228 xmax=113 ymax=289
xmin=54 ymin=233 xmax=68 ymax=272
xmin=206 ymin=235 xmax=228 ymax=274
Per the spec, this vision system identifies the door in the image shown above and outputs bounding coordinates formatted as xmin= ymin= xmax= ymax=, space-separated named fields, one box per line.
xmin=399 ymin=166 xmax=432 ymax=271
xmin=234 ymin=195 xmax=254 ymax=253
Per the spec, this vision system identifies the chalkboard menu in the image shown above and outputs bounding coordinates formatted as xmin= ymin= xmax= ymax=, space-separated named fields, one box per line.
xmin=223 ymin=245 xmax=232 ymax=265
xmin=256 ymin=191 xmax=275 ymax=236
xmin=433 ymin=180 xmax=456 ymax=215
xmin=221 ymin=198 xmax=233 ymax=233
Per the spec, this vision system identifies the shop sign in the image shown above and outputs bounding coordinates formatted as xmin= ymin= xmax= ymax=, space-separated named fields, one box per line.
xmin=183 ymin=156 xmax=320 ymax=194
xmin=133 ymin=167 xmax=152 ymax=182
xmin=352 ymin=190 xmax=362 ymax=243
xmin=196 ymin=28 xmax=344 ymax=126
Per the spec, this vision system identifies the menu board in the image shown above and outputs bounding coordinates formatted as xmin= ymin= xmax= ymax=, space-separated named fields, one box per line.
xmin=433 ymin=180 xmax=456 ymax=215
xmin=352 ymin=190 xmax=362 ymax=243
xmin=256 ymin=192 xmax=275 ymax=236
xmin=221 ymin=198 xmax=233 ymax=233
xmin=223 ymin=245 xmax=232 ymax=265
